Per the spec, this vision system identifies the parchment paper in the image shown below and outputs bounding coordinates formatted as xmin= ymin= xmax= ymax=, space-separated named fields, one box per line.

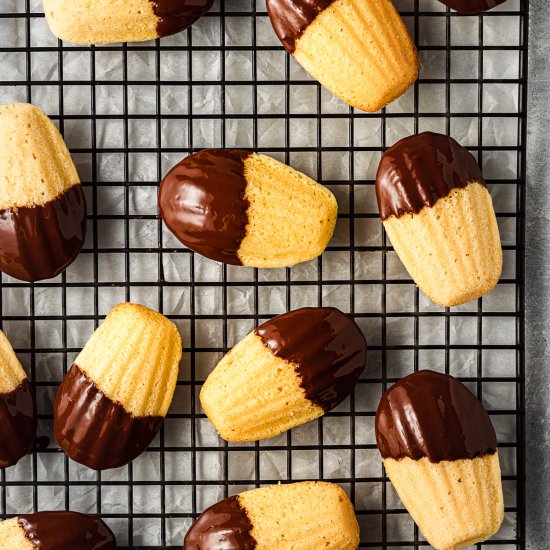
xmin=0 ymin=0 xmax=525 ymax=547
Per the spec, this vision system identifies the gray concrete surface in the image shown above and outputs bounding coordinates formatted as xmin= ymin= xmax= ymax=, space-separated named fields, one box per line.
xmin=526 ymin=0 xmax=550 ymax=547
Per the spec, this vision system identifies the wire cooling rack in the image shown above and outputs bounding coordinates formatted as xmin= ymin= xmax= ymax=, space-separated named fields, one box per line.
xmin=0 ymin=0 xmax=527 ymax=548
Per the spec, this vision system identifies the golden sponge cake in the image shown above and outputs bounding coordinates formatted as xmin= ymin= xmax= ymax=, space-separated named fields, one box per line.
xmin=376 ymin=131 xmax=502 ymax=307
xmin=0 ymin=103 xmax=86 ymax=282
xmin=159 ymin=149 xmax=337 ymax=268
xmin=43 ymin=0 xmax=213 ymax=45
xmin=184 ymin=481 xmax=359 ymax=549
xmin=201 ymin=307 xmax=366 ymax=442
xmin=54 ymin=303 xmax=182 ymax=470
xmin=376 ymin=370 xmax=504 ymax=549
xmin=267 ymin=0 xmax=418 ymax=112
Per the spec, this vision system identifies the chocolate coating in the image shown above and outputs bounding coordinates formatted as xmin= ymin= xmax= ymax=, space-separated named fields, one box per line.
xmin=266 ymin=0 xmax=336 ymax=54
xmin=254 ymin=307 xmax=367 ymax=411
xmin=54 ymin=364 xmax=164 ymax=470
xmin=18 ymin=511 xmax=117 ymax=550
xmin=151 ymin=0 xmax=214 ymax=38
xmin=0 ymin=378 xmax=36 ymax=469
xmin=183 ymin=496 xmax=256 ymax=550
xmin=375 ymin=370 xmax=497 ymax=463
xmin=0 ymin=185 xmax=86 ymax=282
xmin=159 ymin=149 xmax=251 ymax=265
xmin=437 ymin=0 xmax=507 ymax=14
xmin=375 ymin=132 xmax=485 ymax=221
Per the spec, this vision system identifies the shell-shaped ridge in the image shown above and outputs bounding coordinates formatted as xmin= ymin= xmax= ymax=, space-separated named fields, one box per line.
xmin=74 ymin=302 xmax=182 ymax=418
xmin=383 ymin=454 xmax=504 ymax=549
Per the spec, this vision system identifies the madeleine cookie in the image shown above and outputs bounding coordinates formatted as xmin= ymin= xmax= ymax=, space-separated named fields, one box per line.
xmin=0 ymin=330 xmax=36 ymax=469
xmin=0 ymin=103 xmax=86 ymax=283
xmin=159 ymin=149 xmax=337 ymax=268
xmin=43 ymin=0 xmax=213 ymax=45
xmin=376 ymin=132 xmax=502 ymax=307
xmin=376 ymin=370 xmax=504 ymax=550
xmin=437 ymin=0 xmax=507 ymax=13
xmin=0 ymin=103 xmax=86 ymax=282
xmin=54 ymin=303 xmax=182 ymax=470
xmin=184 ymin=481 xmax=359 ymax=550
xmin=267 ymin=0 xmax=418 ymax=112
xmin=0 ymin=511 xmax=116 ymax=550
xmin=201 ymin=307 xmax=366 ymax=442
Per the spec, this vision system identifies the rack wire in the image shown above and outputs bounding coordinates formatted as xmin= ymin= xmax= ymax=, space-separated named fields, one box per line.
xmin=0 ymin=0 xmax=526 ymax=547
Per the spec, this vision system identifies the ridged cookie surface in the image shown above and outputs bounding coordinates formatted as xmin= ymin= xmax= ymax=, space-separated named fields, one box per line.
xmin=0 ymin=512 xmax=116 ymax=550
xmin=0 ymin=103 xmax=86 ymax=282
xmin=267 ymin=0 xmax=418 ymax=112
xmin=201 ymin=307 xmax=366 ymax=442
xmin=43 ymin=0 xmax=213 ymax=45
xmin=54 ymin=303 xmax=182 ymax=470
xmin=376 ymin=132 xmax=502 ymax=307
xmin=159 ymin=149 xmax=337 ymax=267
xmin=375 ymin=370 xmax=504 ymax=549
xmin=184 ymin=481 xmax=359 ymax=549
xmin=384 ymin=454 xmax=503 ymax=550
xmin=0 ymin=330 xmax=36 ymax=469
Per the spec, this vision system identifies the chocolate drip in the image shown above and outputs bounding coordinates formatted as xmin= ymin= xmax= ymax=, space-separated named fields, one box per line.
xmin=0 ymin=378 xmax=36 ymax=468
xmin=375 ymin=370 xmax=497 ymax=463
xmin=375 ymin=132 xmax=485 ymax=221
xmin=54 ymin=364 xmax=164 ymax=470
xmin=437 ymin=0 xmax=507 ymax=14
xmin=254 ymin=307 xmax=367 ymax=411
xmin=151 ymin=0 xmax=214 ymax=38
xmin=266 ymin=0 xmax=336 ymax=54
xmin=18 ymin=511 xmax=117 ymax=550
xmin=0 ymin=185 xmax=86 ymax=282
xmin=159 ymin=149 xmax=251 ymax=265
xmin=184 ymin=495 xmax=256 ymax=550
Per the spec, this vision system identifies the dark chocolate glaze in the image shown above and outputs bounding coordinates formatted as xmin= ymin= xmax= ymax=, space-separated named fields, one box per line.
xmin=151 ymin=0 xmax=214 ymax=38
xmin=54 ymin=364 xmax=164 ymax=471
xmin=183 ymin=495 xmax=256 ymax=550
xmin=375 ymin=370 xmax=497 ymax=463
xmin=159 ymin=149 xmax=251 ymax=266
xmin=33 ymin=435 xmax=50 ymax=452
xmin=437 ymin=0 xmax=507 ymax=14
xmin=0 ymin=185 xmax=86 ymax=282
xmin=254 ymin=307 xmax=367 ymax=411
xmin=375 ymin=132 xmax=485 ymax=221
xmin=266 ymin=0 xmax=336 ymax=54
xmin=0 ymin=378 xmax=36 ymax=468
xmin=18 ymin=511 xmax=117 ymax=550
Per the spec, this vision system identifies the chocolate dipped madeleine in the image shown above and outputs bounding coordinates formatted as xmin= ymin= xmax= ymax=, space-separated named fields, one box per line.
xmin=0 ymin=330 xmax=36 ymax=469
xmin=437 ymin=0 xmax=508 ymax=13
xmin=0 ymin=511 xmax=117 ymax=550
xmin=376 ymin=131 xmax=502 ymax=307
xmin=375 ymin=370 xmax=504 ymax=550
xmin=43 ymin=0 xmax=213 ymax=45
xmin=159 ymin=149 xmax=337 ymax=268
xmin=0 ymin=103 xmax=86 ymax=283
xmin=200 ymin=307 xmax=366 ymax=442
xmin=54 ymin=303 xmax=182 ymax=470
xmin=266 ymin=0 xmax=418 ymax=112
xmin=184 ymin=481 xmax=359 ymax=550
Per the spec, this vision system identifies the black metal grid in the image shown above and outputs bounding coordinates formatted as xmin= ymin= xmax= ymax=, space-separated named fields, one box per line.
xmin=0 ymin=0 xmax=526 ymax=547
